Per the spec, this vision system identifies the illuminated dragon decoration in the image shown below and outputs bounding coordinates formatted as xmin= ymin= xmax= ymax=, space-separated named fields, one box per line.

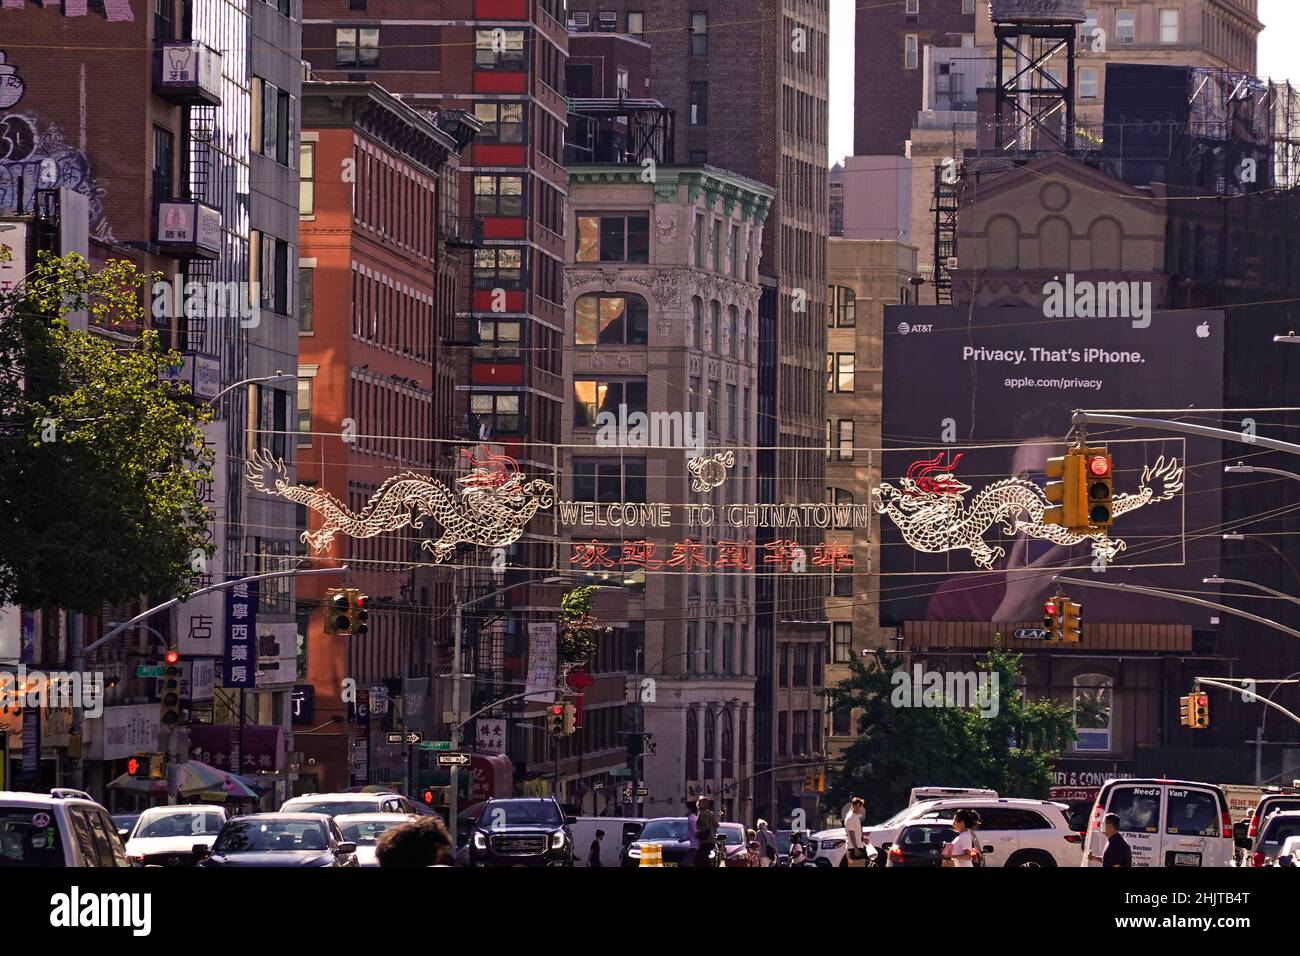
xmin=873 ymin=452 xmax=1183 ymax=570
xmin=687 ymin=449 xmax=734 ymax=492
xmin=246 ymin=446 xmax=555 ymax=562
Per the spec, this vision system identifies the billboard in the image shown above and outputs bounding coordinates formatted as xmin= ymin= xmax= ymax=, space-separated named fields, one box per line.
xmin=879 ymin=305 xmax=1224 ymax=626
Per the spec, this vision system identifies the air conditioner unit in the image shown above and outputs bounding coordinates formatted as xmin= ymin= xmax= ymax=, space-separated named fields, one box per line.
xmin=568 ymin=11 xmax=590 ymax=29
xmin=946 ymin=256 xmax=959 ymax=270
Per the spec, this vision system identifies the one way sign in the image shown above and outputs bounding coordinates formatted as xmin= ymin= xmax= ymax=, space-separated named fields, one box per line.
xmin=386 ymin=731 xmax=421 ymax=745
xmin=436 ymin=752 xmax=470 ymax=767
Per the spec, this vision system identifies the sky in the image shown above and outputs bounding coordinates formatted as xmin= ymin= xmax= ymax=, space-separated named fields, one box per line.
xmin=828 ymin=0 xmax=1300 ymax=165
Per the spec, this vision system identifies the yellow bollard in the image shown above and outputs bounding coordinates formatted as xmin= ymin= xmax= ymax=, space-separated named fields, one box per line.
xmin=638 ymin=843 xmax=663 ymax=867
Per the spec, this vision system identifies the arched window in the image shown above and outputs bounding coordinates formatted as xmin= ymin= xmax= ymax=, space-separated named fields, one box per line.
xmin=708 ymin=300 xmax=721 ymax=353
xmin=1073 ymin=673 xmax=1113 ymax=752
xmin=727 ymin=305 xmax=739 ymax=357
xmin=829 ymin=285 xmax=856 ymax=327
xmin=691 ymin=296 xmax=703 ymax=350
xmin=685 ymin=709 xmax=698 ymax=784
xmin=1089 ymin=218 xmax=1122 ymax=271
xmin=741 ymin=309 xmax=751 ymax=359
xmin=703 ymin=710 xmax=715 ymax=781
xmin=1039 ymin=216 xmax=1071 ymax=272
xmin=987 ymin=215 xmax=1021 ymax=270
xmin=721 ymin=709 xmax=734 ymax=779
xmin=574 ymin=293 xmax=649 ymax=346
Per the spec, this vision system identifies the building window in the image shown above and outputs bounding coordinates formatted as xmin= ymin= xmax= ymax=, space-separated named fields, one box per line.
xmin=473 ymin=175 xmax=524 ymax=217
xmin=1073 ymin=674 xmax=1113 ymax=751
xmin=693 ymin=212 xmax=705 ymax=267
xmin=336 ymin=27 xmax=379 ymax=67
xmin=689 ymin=81 xmax=708 ymax=125
xmin=905 ymin=34 xmax=919 ymax=69
xmin=708 ymin=301 xmax=721 ymax=353
xmin=297 ymin=267 xmax=313 ymax=332
xmin=574 ymin=293 xmax=650 ymax=346
xmin=573 ymin=458 xmax=646 ymax=502
xmin=1159 ymin=9 xmax=1179 ymax=44
xmin=575 ymin=214 xmax=650 ymax=263
xmin=1079 ymin=67 xmax=1099 ymax=100
xmin=474 ymin=319 xmax=523 ymax=359
xmin=690 ymin=12 xmax=708 ymax=55
xmin=832 ymin=708 xmax=851 ymax=736
xmin=472 ymin=247 xmax=524 ymax=288
xmin=829 ymin=285 xmax=856 ymax=327
xmin=793 ymin=645 xmax=809 ymax=686
xmin=627 ymin=11 xmax=643 ymax=35
xmin=298 ymin=142 xmax=315 ymax=216
xmin=832 ymin=622 xmax=852 ymax=663
xmin=296 ymin=376 xmax=313 ymax=447
xmin=838 ymin=419 xmax=854 ymax=460
xmin=792 ymin=709 xmax=808 ymax=754
xmin=729 ymin=222 xmax=740 ymax=275
xmin=475 ymin=29 xmax=526 ymax=70
xmin=686 ymin=624 xmax=699 ymax=673
xmin=573 ymin=379 xmax=648 ymax=427
xmin=1082 ymin=9 xmax=1099 ymax=45
xmin=690 ymin=296 xmax=703 ymax=349
xmin=711 ymin=219 xmax=722 ymax=272
xmin=962 ymin=0 xmax=974 ymax=12
xmin=777 ymin=711 xmax=788 ymax=756
xmin=470 ymin=393 xmax=521 ymax=435
xmin=1116 ymin=10 xmax=1135 ymax=45
xmin=778 ymin=645 xmax=789 ymax=687
xmin=905 ymin=0 xmax=919 ymax=16
xmin=472 ymin=102 xmax=525 ymax=144
xmin=836 ymin=353 xmax=855 ymax=392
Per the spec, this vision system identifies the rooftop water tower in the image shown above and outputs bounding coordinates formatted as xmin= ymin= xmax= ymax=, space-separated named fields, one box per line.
xmin=990 ymin=0 xmax=1087 ymax=153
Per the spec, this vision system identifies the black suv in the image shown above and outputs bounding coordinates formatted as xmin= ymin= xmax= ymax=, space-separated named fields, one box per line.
xmin=468 ymin=798 xmax=574 ymax=867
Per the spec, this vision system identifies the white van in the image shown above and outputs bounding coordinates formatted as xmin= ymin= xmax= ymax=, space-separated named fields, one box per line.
xmin=1081 ymin=778 xmax=1235 ymax=867
xmin=570 ymin=816 xmax=646 ymax=867
xmin=908 ymin=786 xmax=998 ymax=806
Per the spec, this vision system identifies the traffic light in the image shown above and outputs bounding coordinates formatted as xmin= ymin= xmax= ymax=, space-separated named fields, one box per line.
xmin=324 ymin=588 xmax=350 ymax=634
xmin=347 ymin=589 xmax=369 ymax=637
xmin=1179 ymin=695 xmax=1193 ymax=727
xmin=127 ymin=754 xmax=150 ymax=779
xmin=159 ymin=652 xmax=183 ymax=728
xmin=1044 ymin=449 xmax=1086 ymax=530
xmin=1084 ymin=450 xmax=1114 ymax=529
xmin=1061 ymin=599 xmax=1083 ymax=643
xmin=561 ymin=700 xmax=577 ymax=735
xmin=1042 ymin=597 xmax=1061 ymax=640
xmin=1189 ymin=691 xmax=1210 ymax=729
xmin=422 ymin=787 xmax=436 ymax=807
xmin=547 ymin=703 xmax=565 ymax=736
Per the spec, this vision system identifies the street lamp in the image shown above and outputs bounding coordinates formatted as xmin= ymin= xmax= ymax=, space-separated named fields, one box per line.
xmin=1225 ymin=463 xmax=1300 ymax=484
xmin=1275 ymin=332 xmax=1300 ymax=344
xmin=1203 ymin=576 xmax=1300 ymax=607
xmin=204 ymin=371 xmax=296 ymax=410
xmin=1222 ymin=534 xmax=1300 ymax=592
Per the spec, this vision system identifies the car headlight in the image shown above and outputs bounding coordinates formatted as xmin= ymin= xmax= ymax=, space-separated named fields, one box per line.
xmin=473 ymin=831 xmax=487 ymax=850
xmin=822 ymin=839 xmax=845 ymax=850
xmin=550 ymin=831 xmax=566 ymax=851
xmin=628 ymin=845 xmax=642 ymax=858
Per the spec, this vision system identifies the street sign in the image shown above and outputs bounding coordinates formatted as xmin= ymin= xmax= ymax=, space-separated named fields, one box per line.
xmin=436 ymin=752 xmax=470 ymax=767
xmin=135 ymin=665 xmax=165 ymax=678
xmin=636 ymin=787 xmax=648 ymax=796
xmin=385 ymin=731 xmax=421 ymax=745
xmin=592 ymin=781 xmax=604 ymax=791
xmin=622 ymin=788 xmax=632 ymax=800
xmin=419 ymin=740 xmax=452 ymax=752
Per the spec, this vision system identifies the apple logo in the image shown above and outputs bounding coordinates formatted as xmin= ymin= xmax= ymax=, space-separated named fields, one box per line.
xmin=1196 ymin=321 xmax=1211 ymax=339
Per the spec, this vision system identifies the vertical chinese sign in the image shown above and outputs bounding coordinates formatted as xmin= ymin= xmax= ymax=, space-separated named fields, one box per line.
xmin=223 ymin=579 xmax=257 ymax=689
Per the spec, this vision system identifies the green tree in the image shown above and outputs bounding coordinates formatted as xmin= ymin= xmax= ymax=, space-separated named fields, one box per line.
xmin=825 ymin=645 xmax=1075 ymax=821
xmin=0 ymin=252 xmax=213 ymax=612
xmin=558 ymin=585 xmax=610 ymax=665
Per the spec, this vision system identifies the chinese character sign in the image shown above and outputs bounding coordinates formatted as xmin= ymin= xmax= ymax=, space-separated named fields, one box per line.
xmin=475 ymin=718 xmax=507 ymax=756
xmin=223 ymin=579 xmax=258 ymax=688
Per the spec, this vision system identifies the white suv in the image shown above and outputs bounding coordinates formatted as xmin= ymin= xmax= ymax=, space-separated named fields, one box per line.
xmin=280 ymin=791 xmax=419 ymax=818
xmin=0 ymin=790 xmax=133 ymax=867
xmin=811 ymin=797 xmax=1078 ymax=868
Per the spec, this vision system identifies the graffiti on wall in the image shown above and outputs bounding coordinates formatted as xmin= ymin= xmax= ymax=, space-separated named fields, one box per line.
xmin=0 ymin=0 xmax=134 ymax=21
xmin=0 ymin=52 xmax=117 ymax=242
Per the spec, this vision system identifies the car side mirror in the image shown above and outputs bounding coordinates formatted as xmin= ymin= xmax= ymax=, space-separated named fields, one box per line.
xmin=565 ymin=816 xmax=578 ymax=826
xmin=982 ymin=845 xmax=994 ymax=854
xmin=192 ymin=843 xmax=210 ymax=858
xmin=338 ymin=842 xmax=357 ymax=855
xmin=117 ymin=829 xmax=131 ymax=841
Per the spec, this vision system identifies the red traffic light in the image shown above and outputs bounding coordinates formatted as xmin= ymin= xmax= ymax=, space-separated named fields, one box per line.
xmin=1088 ymin=455 xmax=1111 ymax=477
xmin=549 ymin=704 xmax=564 ymax=715
xmin=422 ymin=788 xmax=435 ymax=805
xmin=126 ymin=757 xmax=140 ymax=776
xmin=164 ymin=649 xmax=180 ymax=665
xmin=1043 ymin=601 xmax=1057 ymax=616
xmin=1196 ymin=693 xmax=1208 ymax=707
xmin=354 ymin=594 xmax=367 ymax=609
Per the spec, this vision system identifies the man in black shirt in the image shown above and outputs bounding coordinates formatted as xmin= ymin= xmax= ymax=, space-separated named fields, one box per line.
xmin=1089 ymin=813 xmax=1133 ymax=867
xmin=588 ymin=829 xmax=605 ymax=868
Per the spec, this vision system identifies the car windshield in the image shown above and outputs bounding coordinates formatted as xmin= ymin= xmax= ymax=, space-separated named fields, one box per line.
xmin=878 ymin=805 xmax=923 ymax=827
xmin=214 ymin=820 xmax=331 ymax=853
xmin=283 ymin=800 xmax=377 ymax=817
xmin=1262 ymin=816 xmax=1300 ymax=846
xmin=720 ymin=826 xmax=745 ymax=845
xmin=135 ymin=810 xmax=224 ymax=839
xmin=339 ymin=820 xmax=405 ymax=845
xmin=0 ymin=809 xmax=64 ymax=867
xmin=482 ymin=802 xmax=562 ymax=826
xmin=639 ymin=819 xmax=688 ymax=841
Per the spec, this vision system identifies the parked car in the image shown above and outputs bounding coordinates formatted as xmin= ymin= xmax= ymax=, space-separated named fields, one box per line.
xmin=886 ymin=822 xmax=958 ymax=868
xmin=333 ymin=812 xmax=418 ymax=867
xmin=111 ymin=813 xmax=141 ymax=842
xmin=1082 ymin=778 xmax=1235 ymax=868
xmin=1272 ymin=835 xmax=1300 ymax=866
xmin=280 ymin=791 xmax=419 ymax=818
xmin=719 ymin=822 xmax=752 ymax=867
xmin=897 ymin=798 xmax=1078 ymax=867
xmin=621 ymin=817 xmax=697 ymax=867
xmin=570 ymin=816 xmax=646 ymax=867
xmin=0 ymin=789 xmax=132 ymax=868
xmin=198 ymin=813 xmax=358 ymax=867
xmin=1244 ymin=789 xmax=1300 ymax=865
xmin=467 ymin=797 xmax=574 ymax=867
xmin=125 ymin=805 xmax=227 ymax=867
xmin=1249 ymin=809 xmax=1300 ymax=868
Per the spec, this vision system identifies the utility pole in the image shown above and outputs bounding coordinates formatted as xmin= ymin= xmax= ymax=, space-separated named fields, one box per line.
xmin=67 ymin=611 xmax=84 ymax=790
xmin=448 ymin=600 xmax=463 ymax=841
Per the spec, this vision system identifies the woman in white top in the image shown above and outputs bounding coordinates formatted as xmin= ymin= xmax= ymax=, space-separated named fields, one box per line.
xmin=943 ymin=809 xmax=981 ymax=868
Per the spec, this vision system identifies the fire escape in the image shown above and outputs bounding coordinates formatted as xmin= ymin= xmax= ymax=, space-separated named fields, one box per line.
xmin=932 ymin=164 xmax=961 ymax=306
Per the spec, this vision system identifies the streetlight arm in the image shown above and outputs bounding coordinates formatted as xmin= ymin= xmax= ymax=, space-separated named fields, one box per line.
xmin=1052 ymin=576 xmax=1300 ymax=641
xmin=1207 ymin=577 xmax=1300 ymax=606
xmin=458 ymin=686 xmax=570 ymax=730
xmin=204 ymin=372 xmax=295 ymax=408
xmin=1071 ymin=411 xmax=1300 ymax=458
xmin=1196 ymin=677 xmax=1300 ymax=730
xmin=1225 ymin=465 xmax=1300 ymax=483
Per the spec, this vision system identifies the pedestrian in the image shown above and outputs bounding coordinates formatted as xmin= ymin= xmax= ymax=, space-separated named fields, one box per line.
xmin=588 ymin=828 xmax=605 ymax=868
xmin=942 ymin=809 xmax=981 ymax=868
xmin=756 ymin=818 xmax=778 ymax=867
xmin=694 ymin=795 xmax=718 ymax=868
xmin=375 ymin=815 xmax=454 ymax=867
xmin=789 ymin=833 xmax=807 ymax=867
xmin=844 ymin=796 xmax=868 ymax=867
xmin=1088 ymin=813 xmax=1133 ymax=867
